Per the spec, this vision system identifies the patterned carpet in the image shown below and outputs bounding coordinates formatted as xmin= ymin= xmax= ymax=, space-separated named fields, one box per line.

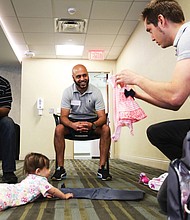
xmin=0 ymin=159 xmax=167 ymax=220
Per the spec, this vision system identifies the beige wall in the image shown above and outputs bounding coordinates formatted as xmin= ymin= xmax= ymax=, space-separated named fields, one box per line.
xmin=20 ymin=59 xmax=115 ymax=160
xmin=115 ymin=0 xmax=190 ymax=170
xmin=20 ymin=0 xmax=190 ymax=171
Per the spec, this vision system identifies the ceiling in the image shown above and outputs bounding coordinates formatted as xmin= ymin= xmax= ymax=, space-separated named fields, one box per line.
xmin=0 ymin=0 xmax=150 ymax=65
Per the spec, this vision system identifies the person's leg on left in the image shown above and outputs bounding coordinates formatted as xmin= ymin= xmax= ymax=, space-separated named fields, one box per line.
xmin=0 ymin=116 xmax=17 ymax=183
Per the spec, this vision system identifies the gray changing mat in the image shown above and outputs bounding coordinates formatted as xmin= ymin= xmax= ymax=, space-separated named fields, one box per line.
xmin=61 ymin=187 xmax=145 ymax=201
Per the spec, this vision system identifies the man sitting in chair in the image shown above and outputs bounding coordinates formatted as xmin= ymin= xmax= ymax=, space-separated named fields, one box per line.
xmin=51 ymin=64 xmax=112 ymax=181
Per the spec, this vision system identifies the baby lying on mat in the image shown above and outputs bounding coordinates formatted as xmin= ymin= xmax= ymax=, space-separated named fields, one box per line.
xmin=0 ymin=152 xmax=73 ymax=211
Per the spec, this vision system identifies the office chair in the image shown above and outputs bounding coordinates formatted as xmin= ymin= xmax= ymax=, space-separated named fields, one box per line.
xmin=53 ymin=113 xmax=110 ymax=172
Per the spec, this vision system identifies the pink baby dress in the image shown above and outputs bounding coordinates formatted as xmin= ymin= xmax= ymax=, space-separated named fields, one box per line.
xmin=109 ymin=76 xmax=147 ymax=141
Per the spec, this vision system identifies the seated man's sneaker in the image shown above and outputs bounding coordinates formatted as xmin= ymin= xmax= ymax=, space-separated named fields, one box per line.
xmin=97 ymin=166 xmax=112 ymax=181
xmin=51 ymin=166 xmax=67 ymax=181
xmin=2 ymin=172 xmax=18 ymax=184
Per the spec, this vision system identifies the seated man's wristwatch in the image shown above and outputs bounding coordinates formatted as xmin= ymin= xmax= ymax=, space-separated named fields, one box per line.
xmin=91 ymin=122 xmax=97 ymax=130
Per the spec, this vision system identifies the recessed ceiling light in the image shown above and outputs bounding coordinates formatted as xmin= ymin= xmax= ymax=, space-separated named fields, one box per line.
xmin=55 ymin=45 xmax=84 ymax=56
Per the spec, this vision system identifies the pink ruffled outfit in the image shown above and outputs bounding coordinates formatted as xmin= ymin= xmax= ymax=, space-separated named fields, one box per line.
xmin=109 ymin=76 xmax=147 ymax=141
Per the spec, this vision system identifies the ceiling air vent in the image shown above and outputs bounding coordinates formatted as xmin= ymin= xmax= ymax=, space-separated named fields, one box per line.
xmin=54 ymin=18 xmax=87 ymax=33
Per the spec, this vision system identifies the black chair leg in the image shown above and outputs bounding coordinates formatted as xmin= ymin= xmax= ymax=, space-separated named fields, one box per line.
xmin=106 ymin=151 xmax=110 ymax=172
xmin=55 ymin=158 xmax=58 ymax=169
xmin=106 ymin=157 xmax=109 ymax=172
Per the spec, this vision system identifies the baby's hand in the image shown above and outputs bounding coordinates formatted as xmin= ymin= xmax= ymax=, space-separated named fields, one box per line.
xmin=46 ymin=194 xmax=53 ymax=199
xmin=65 ymin=193 xmax=73 ymax=199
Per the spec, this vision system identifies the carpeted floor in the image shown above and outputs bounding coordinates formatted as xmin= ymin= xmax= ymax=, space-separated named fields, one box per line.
xmin=0 ymin=159 xmax=167 ymax=220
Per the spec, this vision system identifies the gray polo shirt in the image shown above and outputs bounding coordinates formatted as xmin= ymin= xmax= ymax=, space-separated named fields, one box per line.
xmin=173 ymin=22 xmax=190 ymax=61
xmin=61 ymin=83 xmax=105 ymax=120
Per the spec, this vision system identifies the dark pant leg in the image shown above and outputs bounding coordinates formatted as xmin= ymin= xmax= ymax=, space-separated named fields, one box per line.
xmin=146 ymin=119 xmax=190 ymax=161
xmin=0 ymin=116 xmax=16 ymax=172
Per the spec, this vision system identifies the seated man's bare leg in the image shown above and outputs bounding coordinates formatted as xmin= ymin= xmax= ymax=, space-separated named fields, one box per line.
xmin=96 ymin=124 xmax=112 ymax=181
xmin=99 ymin=124 xmax=111 ymax=167
xmin=51 ymin=124 xmax=67 ymax=180
xmin=54 ymin=124 xmax=65 ymax=167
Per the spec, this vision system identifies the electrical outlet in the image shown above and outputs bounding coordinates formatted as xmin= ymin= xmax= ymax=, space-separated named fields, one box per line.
xmin=49 ymin=108 xmax=54 ymax=114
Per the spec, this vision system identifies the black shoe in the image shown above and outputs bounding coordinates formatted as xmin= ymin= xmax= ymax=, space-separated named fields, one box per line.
xmin=51 ymin=167 xmax=67 ymax=181
xmin=2 ymin=172 xmax=18 ymax=184
xmin=97 ymin=166 xmax=112 ymax=181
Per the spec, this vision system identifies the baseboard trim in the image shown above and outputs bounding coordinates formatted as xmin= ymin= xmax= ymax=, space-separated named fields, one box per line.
xmin=120 ymin=155 xmax=169 ymax=171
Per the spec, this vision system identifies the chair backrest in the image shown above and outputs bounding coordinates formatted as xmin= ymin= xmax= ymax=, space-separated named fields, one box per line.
xmin=53 ymin=113 xmax=61 ymax=126
xmin=53 ymin=114 xmax=100 ymax=141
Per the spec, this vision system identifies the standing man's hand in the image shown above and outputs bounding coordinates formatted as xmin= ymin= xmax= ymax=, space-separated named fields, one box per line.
xmin=116 ymin=69 xmax=140 ymax=87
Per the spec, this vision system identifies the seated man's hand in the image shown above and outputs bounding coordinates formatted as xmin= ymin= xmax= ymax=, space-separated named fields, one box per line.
xmin=73 ymin=121 xmax=89 ymax=132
